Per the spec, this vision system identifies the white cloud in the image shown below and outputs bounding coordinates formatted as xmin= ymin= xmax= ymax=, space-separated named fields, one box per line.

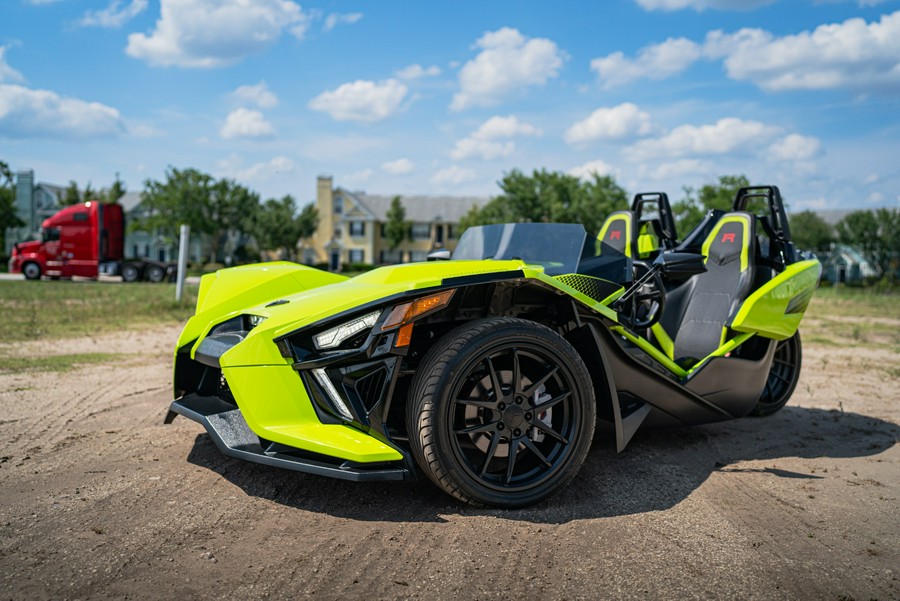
xmin=863 ymin=173 xmax=879 ymax=185
xmin=0 ymin=46 xmax=24 ymax=83
xmin=0 ymin=83 xmax=125 ymax=139
xmin=220 ymin=108 xmax=275 ymax=139
xmin=432 ymin=165 xmax=477 ymax=186
xmin=626 ymin=117 xmax=782 ymax=160
xmin=635 ymin=0 xmax=774 ymax=10
xmin=868 ymin=191 xmax=886 ymax=204
xmin=233 ymin=81 xmax=278 ymax=108
xmin=218 ymin=155 xmax=294 ymax=182
xmin=126 ymin=0 xmax=310 ymax=68
xmin=451 ymin=27 xmax=564 ymax=110
xmin=569 ymin=159 xmax=618 ymax=180
xmin=308 ymin=79 xmax=408 ymax=123
xmin=381 ymin=158 xmax=415 ymax=175
xmin=323 ymin=12 xmax=363 ymax=32
xmin=768 ymin=134 xmax=823 ymax=161
xmin=565 ymin=103 xmax=653 ymax=144
xmin=395 ymin=64 xmax=441 ymax=80
xmin=344 ymin=168 xmax=374 ymax=184
xmin=591 ymin=38 xmax=701 ymax=88
xmin=78 ymin=0 xmax=148 ymax=28
xmin=705 ymin=12 xmax=900 ymax=92
xmin=451 ymin=115 xmax=541 ymax=160
xmin=646 ymin=158 xmax=713 ymax=180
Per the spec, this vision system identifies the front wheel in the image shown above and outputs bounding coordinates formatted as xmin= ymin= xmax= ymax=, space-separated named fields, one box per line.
xmin=22 ymin=262 xmax=42 ymax=280
xmin=407 ymin=317 xmax=596 ymax=508
xmin=750 ymin=332 xmax=802 ymax=417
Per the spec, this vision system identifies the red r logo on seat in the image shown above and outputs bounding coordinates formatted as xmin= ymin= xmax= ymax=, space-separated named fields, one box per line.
xmin=721 ymin=233 xmax=735 ymax=243
xmin=609 ymin=230 xmax=621 ymax=240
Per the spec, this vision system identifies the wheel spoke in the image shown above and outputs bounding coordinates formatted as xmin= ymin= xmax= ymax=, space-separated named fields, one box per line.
xmin=456 ymin=397 xmax=496 ymax=410
xmin=529 ymin=418 xmax=569 ymax=445
xmin=764 ymin=380 xmax=774 ymax=402
xmin=479 ymin=432 xmax=501 ymax=477
xmin=523 ymin=365 xmax=559 ymax=397
xmin=455 ymin=420 xmax=500 ymax=435
xmin=511 ymin=348 xmax=521 ymax=394
xmin=532 ymin=389 xmax=570 ymax=412
xmin=485 ymin=356 xmax=504 ymax=401
xmin=522 ymin=437 xmax=552 ymax=468
xmin=505 ymin=440 xmax=519 ymax=484
xmin=773 ymin=358 xmax=793 ymax=368
xmin=770 ymin=371 xmax=791 ymax=385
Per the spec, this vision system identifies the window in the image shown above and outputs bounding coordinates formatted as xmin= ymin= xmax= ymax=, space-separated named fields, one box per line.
xmin=410 ymin=250 xmax=427 ymax=262
xmin=349 ymin=221 xmax=365 ymax=237
xmin=334 ymin=196 xmax=343 ymax=214
xmin=334 ymin=226 xmax=343 ymax=239
xmin=435 ymin=225 xmax=444 ymax=244
xmin=448 ymin=224 xmax=458 ymax=240
xmin=410 ymin=223 xmax=431 ymax=240
xmin=42 ymin=228 xmax=60 ymax=243
xmin=73 ymin=212 xmax=88 ymax=222
xmin=380 ymin=223 xmax=386 ymax=238
xmin=348 ymin=249 xmax=364 ymax=263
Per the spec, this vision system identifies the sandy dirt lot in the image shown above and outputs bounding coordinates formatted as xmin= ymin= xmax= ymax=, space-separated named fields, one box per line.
xmin=1 ymin=323 xmax=898 ymax=600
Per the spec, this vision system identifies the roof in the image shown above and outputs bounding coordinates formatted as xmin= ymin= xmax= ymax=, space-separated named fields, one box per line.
xmin=343 ymin=190 xmax=487 ymax=223
xmin=118 ymin=191 xmax=144 ymax=213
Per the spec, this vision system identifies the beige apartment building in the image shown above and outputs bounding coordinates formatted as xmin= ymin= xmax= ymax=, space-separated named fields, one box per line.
xmin=305 ymin=176 xmax=486 ymax=271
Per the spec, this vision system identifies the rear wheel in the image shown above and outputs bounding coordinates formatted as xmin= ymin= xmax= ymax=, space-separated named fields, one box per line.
xmin=22 ymin=262 xmax=42 ymax=280
xmin=407 ymin=317 xmax=595 ymax=507
xmin=751 ymin=332 xmax=802 ymax=417
xmin=121 ymin=263 xmax=140 ymax=283
xmin=145 ymin=265 xmax=165 ymax=283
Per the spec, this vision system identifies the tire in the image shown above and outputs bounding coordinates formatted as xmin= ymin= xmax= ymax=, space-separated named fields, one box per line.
xmin=750 ymin=332 xmax=802 ymax=417
xmin=145 ymin=265 xmax=165 ymax=283
xmin=22 ymin=262 xmax=42 ymax=280
xmin=406 ymin=317 xmax=596 ymax=508
xmin=121 ymin=263 xmax=141 ymax=283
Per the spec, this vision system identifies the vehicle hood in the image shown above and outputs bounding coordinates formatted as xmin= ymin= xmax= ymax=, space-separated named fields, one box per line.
xmin=11 ymin=241 xmax=41 ymax=256
xmin=178 ymin=259 xmax=530 ymax=365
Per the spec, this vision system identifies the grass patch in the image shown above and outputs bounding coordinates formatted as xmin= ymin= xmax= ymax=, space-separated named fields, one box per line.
xmin=807 ymin=287 xmax=900 ymax=319
xmin=0 ymin=352 xmax=119 ymax=373
xmin=0 ymin=281 xmax=198 ymax=343
xmin=803 ymin=287 xmax=900 ymax=352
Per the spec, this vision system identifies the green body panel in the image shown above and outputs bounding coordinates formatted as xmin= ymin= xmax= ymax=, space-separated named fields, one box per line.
xmin=729 ymin=260 xmax=821 ymax=340
xmin=223 ymin=364 xmax=403 ymax=462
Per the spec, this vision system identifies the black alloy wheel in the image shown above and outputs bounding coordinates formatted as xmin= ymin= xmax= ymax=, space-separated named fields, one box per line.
xmin=751 ymin=331 xmax=802 ymax=416
xmin=407 ymin=317 xmax=595 ymax=507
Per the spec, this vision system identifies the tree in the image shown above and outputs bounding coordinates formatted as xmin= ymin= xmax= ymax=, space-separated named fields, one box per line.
xmin=673 ymin=175 xmax=750 ymax=234
xmin=836 ymin=209 xmax=900 ymax=282
xmin=253 ymin=196 xmax=318 ymax=260
xmin=82 ymin=182 xmax=95 ymax=202
xmin=0 ymin=160 xmax=25 ymax=252
xmin=63 ymin=181 xmax=81 ymax=206
xmin=101 ymin=173 xmax=127 ymax=204
xmin=384 ymin=195 xmax=408 ymax=251
xmin=459 ymin=169 xmax=628 ymax=236
xmin=789 ymin=210 xmax=833 ymax=253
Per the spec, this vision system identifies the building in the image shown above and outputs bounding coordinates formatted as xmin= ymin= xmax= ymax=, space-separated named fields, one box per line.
xmin=306 ymin=175 xmax=486 ymax=270
xmin=5 ymin=169 xmax=65 ymax=255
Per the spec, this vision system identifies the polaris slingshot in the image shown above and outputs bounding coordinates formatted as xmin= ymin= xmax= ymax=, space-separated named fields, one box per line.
xmin=167 ymin=186 xmax=821 ymax=507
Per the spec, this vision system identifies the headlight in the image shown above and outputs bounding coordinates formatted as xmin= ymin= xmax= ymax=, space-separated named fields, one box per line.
xmin=246 ymin=314 xmax=267 ymax=329
xmin=313 ymin=311 xmax=380 ymax=350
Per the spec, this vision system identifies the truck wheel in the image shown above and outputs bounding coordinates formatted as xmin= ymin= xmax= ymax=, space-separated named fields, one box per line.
xmin=121 ymin=264 xmax=140 ymax=283
xmin=751 ymin=332 xmax=802 ymax=417
xmin=406 ymin=317 xmax=596 ymax=508
xmin=22 ymin=262 xmax=42 ymax=280
xmin=145 ymin=265 xmax=165 ymax=283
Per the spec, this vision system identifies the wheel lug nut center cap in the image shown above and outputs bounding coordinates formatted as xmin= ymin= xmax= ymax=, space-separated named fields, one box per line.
xmin=502 ymin=405 xmax=526 ymax=429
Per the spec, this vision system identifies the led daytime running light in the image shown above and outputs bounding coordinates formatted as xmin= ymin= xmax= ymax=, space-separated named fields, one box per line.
xmin=382 ymin=290 xmax=455 ymax=330
xmin=314 ymin=310 xmax=380 ymax=350
xmin=312 ymin=368 xmax=353 ymax=421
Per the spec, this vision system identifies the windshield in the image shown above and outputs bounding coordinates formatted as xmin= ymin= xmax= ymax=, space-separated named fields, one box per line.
xmin=452 ymin=223 xmax=631 ymax=283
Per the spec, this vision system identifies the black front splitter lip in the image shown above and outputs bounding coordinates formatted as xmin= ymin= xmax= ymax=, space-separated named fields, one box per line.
xmin=167 ymin=393 xmax=413 ymax=482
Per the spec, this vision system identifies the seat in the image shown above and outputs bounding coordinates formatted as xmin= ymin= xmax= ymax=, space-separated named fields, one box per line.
xmin=652 ymin=212 xmax=757 ymax=366
xmin=597 ymin=210 xmax=633 ymax=257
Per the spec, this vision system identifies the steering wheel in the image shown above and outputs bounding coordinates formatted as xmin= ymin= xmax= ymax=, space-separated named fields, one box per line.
xmin=626 ymin=261 xmax=666 ymax=330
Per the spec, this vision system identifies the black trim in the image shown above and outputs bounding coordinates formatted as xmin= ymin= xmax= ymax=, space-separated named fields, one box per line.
xmin=168 ymin=393 xmax=413 ymax=482
xmin=441 ymin=270 xmax=525 ymax=287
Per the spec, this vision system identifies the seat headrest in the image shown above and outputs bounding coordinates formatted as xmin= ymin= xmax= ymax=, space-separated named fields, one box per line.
xmin=701 ymin=212 xmax=755 ymax=270
xmin=597 ymin=210 xmax=633 ymax=257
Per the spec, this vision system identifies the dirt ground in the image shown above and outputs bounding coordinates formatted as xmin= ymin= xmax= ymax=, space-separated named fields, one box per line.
xmin=0 ymin=323 xmax=898 ymax=600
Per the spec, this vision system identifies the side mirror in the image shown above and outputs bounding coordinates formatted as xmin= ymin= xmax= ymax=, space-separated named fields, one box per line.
xmin=427 ymin=249 xmax=451 ymax=261
xmin=654 ymin=251 xmax=706 ymax=277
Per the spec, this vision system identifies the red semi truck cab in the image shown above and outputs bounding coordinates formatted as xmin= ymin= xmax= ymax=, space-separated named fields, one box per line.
xmin=9 ymin=202 xmax=174 ymax=282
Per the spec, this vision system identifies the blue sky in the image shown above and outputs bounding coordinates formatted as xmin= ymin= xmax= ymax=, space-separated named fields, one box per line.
xmin=1 ymin=0 xmax=899 ymax=211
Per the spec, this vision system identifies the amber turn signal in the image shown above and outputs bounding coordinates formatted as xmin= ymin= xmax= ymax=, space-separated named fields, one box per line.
xmin=381 ymin=289 xmax=455 ymax=330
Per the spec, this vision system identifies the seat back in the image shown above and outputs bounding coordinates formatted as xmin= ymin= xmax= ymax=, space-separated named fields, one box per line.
xmin=597 ymin=210 xmax=633 ymax=257
xmin=660 ymin=212 xmax=757 ymax=364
